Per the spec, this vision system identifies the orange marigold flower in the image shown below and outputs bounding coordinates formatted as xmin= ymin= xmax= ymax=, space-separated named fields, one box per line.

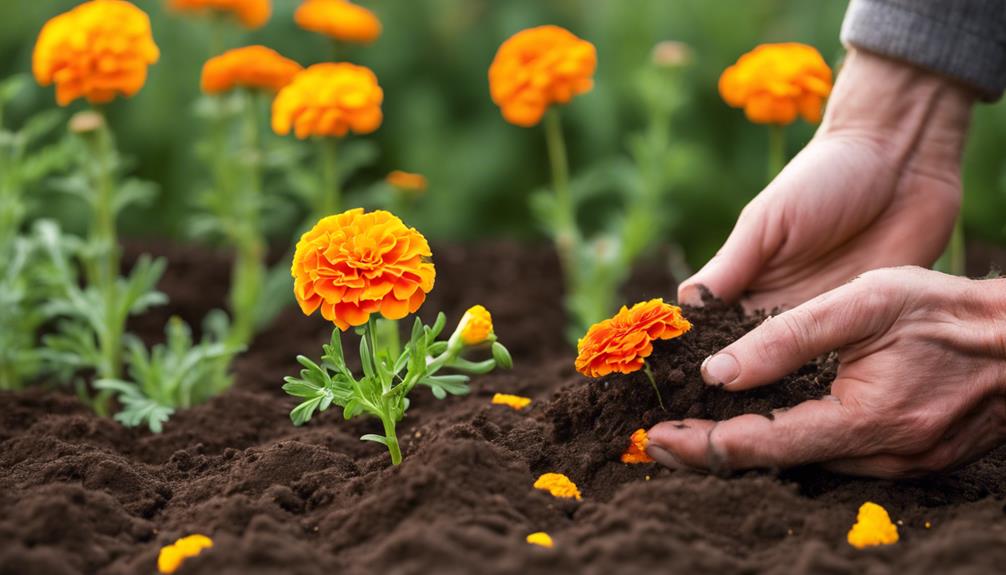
xmin=158 ymin=534 xmax=213 ymax=574
xmin=386 ymin=170 xmax=427 ymax=193
xmin=847 ymin=502 xmax=899 ymax=549
xmin=201 ymin=45 xmax=302 ymax=94
xmin=526 ymin=532 xmax=554 ymax=548
xmin=489 ymin=25 xmax=596 ymax=127
xmin=459 ymin=305 xmax=493 ymax=345
xmin=33 ymin=0 xmax=160 ymax=107
xmin=719 ymin=42 xmax=833 ymax=125
xmin=168 ymin=0 xmax=271 ymax=29
xmin=491 ymin=393 xmax=531 ymax=411
xmin=272 ymin=62 xmax=383 ymax=139
xmin=291 ymin=208 xmax=435 ymax=330
xmin=295 ymin=0 xmax=382 ymax=44
xmin=575 ymin=299 xmax=691 ymax=378
xmin=533 ymin=473 xmax=582 ymax=500
xmin=621 ymin=428 xmax=655 ymax=464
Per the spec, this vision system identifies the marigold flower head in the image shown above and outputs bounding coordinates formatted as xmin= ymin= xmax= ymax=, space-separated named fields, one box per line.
xmin=272 ymin=62 xmax=383 ymax=139
xmin=847 ymin=502 xmax=899 ymax=549
xmin=33 ymin=0 xmax=160 ymax=107
xmin=158 ymin=534 xmax=213 ymax=574
xmin=526 ymin=532 xmax=554 ymax=548
xmin=575 ymin=299 xmax=692 ymax=378
xmin=719 ymin=42 xmax=832 ymax=125
xmin=295 ymin=0 xmax=382 ymax=44
xmin=489 ymin=25 xmax=596 ymax=127
xmin=201 ymin=46 xmax=302 ymax=94
xmin=168 ymin=0 xmax=271 ymax=29
xmin=291 ymin=208 xmax=435 ymax=330
xmin=459 ymin=305 xmax=493 ymax=345
xmin=533 ymin=472 xmax=581 ymax=500
xmin=386 ymin=170 xmax=428 ymax=194
xmin=621 ymin=428 xmax=655 ymax=464
xmin=491 ymin=393 xmax=531 ymax=411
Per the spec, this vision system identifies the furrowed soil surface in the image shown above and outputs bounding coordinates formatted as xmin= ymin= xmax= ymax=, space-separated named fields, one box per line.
xmin=2 ymin=242 xmax=1006 ymax=575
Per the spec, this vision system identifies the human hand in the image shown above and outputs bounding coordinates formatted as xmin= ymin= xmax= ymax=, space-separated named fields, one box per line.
xmin=679 ymin=50 xmax=975 ymax=312
xmin=649 ymin=267 xmax=1006 ymax=478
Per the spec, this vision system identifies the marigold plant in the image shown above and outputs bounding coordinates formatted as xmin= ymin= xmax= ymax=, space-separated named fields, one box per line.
xmin=526 ymin=532 xmax=554 ymax=548
xmin=201 ymin=46 xmax=302 ymax=94
xmin=272 ymin=63 xmax=383 ymax=139
xmin=168 ymin=0 xmax=271 ymax=28
xmin=386 ymin=170 xmax=427 ymax=193
xmin=33 ymin=0 xmax=160 ymax=106
xmin=621 ymin=428 xmax=655 ymax=464
xmin=459 ymin=304 xmax=494 ymax=345
xmin=533 ymin=473 xmax=582 ymax=500
xmin=295 ymin=0 xmax=382 ymax=44
xmin=491 ymin=393 xmax=531 ymax=411
xmin=284 ymin=209 xmax=512 ymax=465
xmin=158 ymin=534 xmax=214 ymax=574
xmin=489 ymin=25 xmax=596 ymax=128
xmin=847 ymin=502 xmax=899 ymax=549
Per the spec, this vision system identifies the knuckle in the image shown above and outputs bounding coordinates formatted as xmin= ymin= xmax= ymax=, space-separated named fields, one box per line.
xmin=760 ymin=308 xmax=818 ymax=361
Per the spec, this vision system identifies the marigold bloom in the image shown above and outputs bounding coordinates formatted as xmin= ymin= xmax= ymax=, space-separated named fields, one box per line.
xmin=158 ymin=534 xmax=213 ymax=574
xmin=491 ymin=393 xmax=531 ymax=411
xmin=168 ymin=0 xmax=271 ymax=29
xmin=847 ymin=502 xmax=899 ymax=549
xmin=575 ymin=299 xmax=691 ymax=378
xmin=201 ymin=46 xmax=302 ymax=94
xmin=272 ymin=63 xmax=383 ymax=139
xmin=386 ymin=170 xmax=428 ymax=193
xmin=295 ymin=0 xmax=382 ymax=44
xmin=489 ymin=25 xmax=596 ymax=127
xmin=32 ymin=0 xmax=160 ymax=107
xmin=291 ymin=208 xmax=435 ymax=330
xmin=719 ymin=43 xmax=833 ymax=125
xmin=621 ymin=428 xmax=655 ymax=464
xmin=526 ymin=532 xmax=554 ymax=548
xmin=459 ymin=305 xmax=493 ymax=345
xmin=533 ymin=473 xmax=582 ymax=500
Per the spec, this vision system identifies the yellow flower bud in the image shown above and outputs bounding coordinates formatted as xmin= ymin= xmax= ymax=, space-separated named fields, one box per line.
xmin=459 ymin=305 xmax=493 ymax=345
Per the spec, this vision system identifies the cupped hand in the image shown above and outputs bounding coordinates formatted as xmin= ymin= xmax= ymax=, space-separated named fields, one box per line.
xmin=679 ymin=49 xmax=974 ymax=312
xmin=649 ymin=267 xmax=1006 ymax=478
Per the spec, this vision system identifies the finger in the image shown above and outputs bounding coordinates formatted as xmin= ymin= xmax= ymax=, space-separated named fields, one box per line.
xmin=678 ymin=203 xmax=772 ymax=306
xmin=648 ymin=398 xmax=862 ymax=472
xmin=700 ymin=274 xmax=898 ymax=389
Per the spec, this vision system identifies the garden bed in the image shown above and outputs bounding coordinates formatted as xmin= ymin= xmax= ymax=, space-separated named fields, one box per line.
xmin=2 ymin=242 xmax=1006 ymax=575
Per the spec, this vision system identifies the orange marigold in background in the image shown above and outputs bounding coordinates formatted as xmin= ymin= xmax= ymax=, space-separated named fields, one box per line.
xmin=621 ymin=428 xmax=655 ymax=464
xmin=295 ymin=0 xmax=382 ymax=44
xmin=575 ymin=299 xmax=691 ymax=378
xmin=272 ymin=63 xmax=383 ymax=139
xmin=168 ymin=0 xmax=271 ymax=29
xmin=33 ymin=0 xmax=160 ymax=106
xmin=386 ymin=170 xmax=428 ymax=193
xmin=489 ymin=25 xmax=596 ymax=127
xmin=719 ymin=43 xmax=832 ymax=125
xmin=291 ymin=208 xmax=435 ymax=330
xmin=201 ymin=46 xmax=302 ymax=94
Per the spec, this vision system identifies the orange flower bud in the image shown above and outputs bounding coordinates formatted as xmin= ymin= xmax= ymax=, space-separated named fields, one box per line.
xmin=291 ymin=208 xmax=435 ymax=330
xmin=158 ymin=534 xmax=213 ymax=574
xmin=386 ymin=170 xmax=428 ymax=193
xmin=168 ymin=0 xmax=271 ymax=29
xmin=533 ymin=473 xmax=581 ymax=500
xmin=489 ymin=25 xmax=596 ymax=127
xmin=201 ymin=45 xmax=302 ymax=94
xmin=272 ymin=63 xmax=383 ymax=139
xmin=459 ymin=305 xmax=493 ymax=345
xmin=620 ymin=428 xmax=655 ymax=464
xmin=575 ymin=299 xmax=691 ymax=378
xmin=847 ymin=502 xmax=899 ymax=549
xmin=295 ymin=0 xmax=382 ymax=44
xmin=33 ymin=0 xmax=160 ymax=107
xmin=719 ymin=43 xmax=832 ymax=125
xmin=491 ymin=393 xmax=531 ymax=411
xmin=526 ymin=532 xmax=554 ymax=548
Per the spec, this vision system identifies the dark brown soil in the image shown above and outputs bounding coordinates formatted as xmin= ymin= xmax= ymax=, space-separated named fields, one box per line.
xmin=2 ymin=242 xmax=1006 ymax=575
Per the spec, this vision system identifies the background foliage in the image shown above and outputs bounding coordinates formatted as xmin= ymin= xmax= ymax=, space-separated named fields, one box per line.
xmin=2 ymin=0 xmax=1004 ymax=268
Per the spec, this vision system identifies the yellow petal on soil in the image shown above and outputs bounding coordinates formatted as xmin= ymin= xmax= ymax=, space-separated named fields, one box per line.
xmin=491 ymin=393 xmax=532 ymax=411
xmin=620 ymin=428 xmax=655 ymax=463
xmin=526 ymin=532 xmax=554 ymax=548
xmin=533 ymin=473 xmax=582 ymax=500
xmin=847 ymin=502 xmax=899 ymax=549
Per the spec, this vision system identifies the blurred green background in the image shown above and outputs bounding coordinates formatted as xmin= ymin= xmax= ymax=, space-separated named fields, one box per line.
xmin=2 ymin=0 xmax=1005 ymax=268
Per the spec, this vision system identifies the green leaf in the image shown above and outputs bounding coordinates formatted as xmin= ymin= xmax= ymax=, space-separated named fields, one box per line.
xmin=449 ymin=358 xmax=496 ymax=374
xmin=360 ymin=434 xmax=388 ymax=446
xmin=359 ymin=335 xmax=376 ymax=380
xmin=428 ymin=312 xmax=447 ymax=340
xmin=492 ymin=342 xmax=513 ymax=370
xmin=282 ymin=380 xmax=321 ymax=398
xmin=291 ymin=396 xmax=324 ymax=426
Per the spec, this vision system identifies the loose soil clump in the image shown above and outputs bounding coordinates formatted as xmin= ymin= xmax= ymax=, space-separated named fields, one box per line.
xmin=2 ymin=243 xmax=1006 ymax=575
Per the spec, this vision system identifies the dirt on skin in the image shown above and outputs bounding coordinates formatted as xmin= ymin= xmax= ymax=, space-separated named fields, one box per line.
xmin=2 ymin=242 xmax=1006 ymax=575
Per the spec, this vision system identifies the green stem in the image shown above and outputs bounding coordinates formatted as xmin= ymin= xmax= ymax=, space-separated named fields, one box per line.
xmin=768 ymin=124 xmax=785 ymax=181
xmin=90 ymin=110 xmax=122 ymax=383
xmin=382 ymin=413 xmax=402 ymax=465
xmin=315 ymin=138 xmax=340 ymax=220
xmin=643 ymin=362 xmax=665 ymax=411
xmin=543 ymin=108 xmax=577 ymax=270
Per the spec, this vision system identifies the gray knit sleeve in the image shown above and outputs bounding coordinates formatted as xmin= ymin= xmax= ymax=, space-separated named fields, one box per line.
xmin=841 ymin=0 xmax=1006 ymax=100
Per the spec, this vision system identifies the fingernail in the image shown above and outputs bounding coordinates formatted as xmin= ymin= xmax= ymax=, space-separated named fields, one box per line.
xmin=646 ymin=445 xmax=687 ymax=470
xmin=678 ymin=284 xmax=703 ymax=307
xmin=702 ymin=353 xmax=739 ymax=386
